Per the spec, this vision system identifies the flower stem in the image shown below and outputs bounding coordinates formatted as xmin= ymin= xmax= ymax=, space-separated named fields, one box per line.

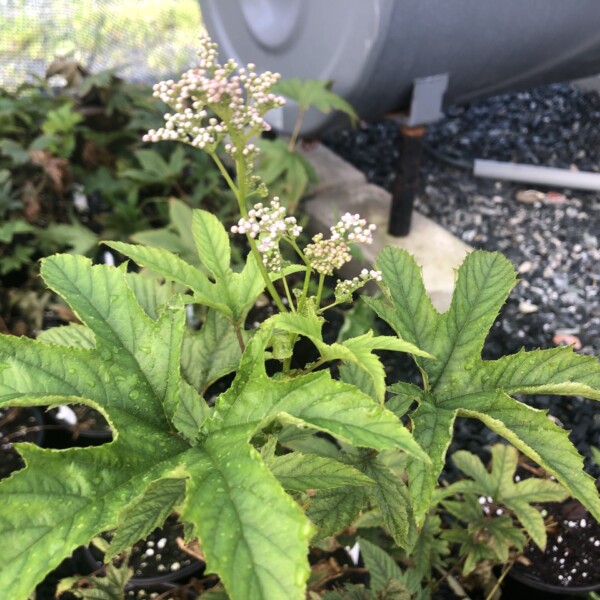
xmin=281 ymin=274 xmax=295 ymax=312
xmin=209 ymin=152 xmax=238 ymax=197
xmin=288 ymin=107 xmax=306 ymax=153
xmin=316 ymin=274 xmax=325 ymax=307
xmin=234 ymin=157 xmax=287 ymax=313
xmin=297 ymin=264 xmax=312 ymax=314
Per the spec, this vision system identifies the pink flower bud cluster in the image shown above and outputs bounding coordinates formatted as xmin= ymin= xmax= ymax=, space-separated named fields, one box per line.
xmin=143 ymin=34 xmax=285 ymax=158
xmin=231 ymin=198 xmax=302 ymax=272
xmin=304 ymin=213 xmax=377 ymax=276
xmin=334 ymin=269 xmax=382 ymax=303
xmin=330 ymin=212 xmax=377 ymax=243
xmin=304 ymin=234 xmax=352 ymax=276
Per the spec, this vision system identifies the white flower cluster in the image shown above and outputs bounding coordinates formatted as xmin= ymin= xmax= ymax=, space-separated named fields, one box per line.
xmin=335 ymin=269 xmax=382 ymax=303
xmin=143 ymin=34 xmax=285 ymax=159
xmin=231 ymin=198 xmax=302 ymax=272
xmin=305 ymin=213 xmax=377 ymax=276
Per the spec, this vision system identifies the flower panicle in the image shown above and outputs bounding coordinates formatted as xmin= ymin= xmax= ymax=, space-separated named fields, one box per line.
xmin=335 ymin=269 xmax=382 ymax=303
xmin=143 ymin=34 xmax=285 ymax=159
xmin=305 ymin=212 xmax=377 ymax=276
xmin=231 ymin=198 xmax=302 ymax=272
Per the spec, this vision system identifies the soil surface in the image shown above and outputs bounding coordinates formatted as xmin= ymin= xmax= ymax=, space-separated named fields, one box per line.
xmin=0 ymin=406 xmax=44 ymax=478
xmin=512 ymin=499 xmax=600 ymax=589
xmin=127 ymin=515 xmax=203 ymax=582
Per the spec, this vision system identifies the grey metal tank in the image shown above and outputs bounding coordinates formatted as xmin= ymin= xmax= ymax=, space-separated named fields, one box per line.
xmin=199 ymin=0 xmax=600 ymax=134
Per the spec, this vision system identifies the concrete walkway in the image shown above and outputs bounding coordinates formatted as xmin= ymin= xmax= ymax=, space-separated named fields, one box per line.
xmin=300 ymin=143 xmax=471 ymax=312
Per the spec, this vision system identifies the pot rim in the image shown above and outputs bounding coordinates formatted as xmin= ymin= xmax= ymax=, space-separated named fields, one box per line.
xmin=509 ymin=565 xmax=600 ymax=595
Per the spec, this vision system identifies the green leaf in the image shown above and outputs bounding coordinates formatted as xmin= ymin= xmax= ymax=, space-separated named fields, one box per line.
xmin=256 ymin=138 xmax=317 ymax=204
xmin=387 ymin=382 xmax=426 ymax=411
xmin=409 ymin=514 xmax=449 ymax=580
xmin=407 ymin=403 xmax=456 ymax=524
xmin=365 ymin=248 xmax=439 ymax=380
xmin=473 ymin=346 xmax=600 ymax=401
xmin=448 ymin=392 xmax=598 ymax=520
xmin=268 ymin=312 xmax=430 ymax=404
xmin=0 ymin=139 xmax=29 ymax=165
xmin=37 ymin=323 xmax=96 ymax=349
xmin=373 ymin=248 xmax=600 ymax=523
xmin=0 ymin=258 xmax=191 ymax=598
xmin=181 ymin=309 xmax=245 ymax=394
xmin=306 ymin=486 xmax=368 ymax=539
xmin=109 ymin=210 xmax=271 ymax=325
xmin=446 ymin=444 xmax=568 ymax=548
xmin=41 ymin=221 xmax=99 ymax=256
xmin=276 ymin=426 xmax=342 ymax=460
xmin=274 ymin=78 xmax=358 ymax=122
xmin=215 ymin=327 xmax=429 ymax=461
xmin=355 ymin=453 xmax=414 ymax=548
xmin=451 ymin=451 xmax=492 ymax=490
xmin=124 ymin=272 xmax=179 ymax=320
xmin=0 ymin=219 xmax=34 ymax=243
xmin=340 ymin=362 xmax=378 ymax=403
xmin=172 ymin=379 xmax=210 ymax=443
xmin=268 ymin=452 xmax=374 ymax=491
xmin=106 ymin=241 xmax=224 ymax=310
xmin=192 ymin=208 xmax=231 ymax=284
xmin=428 ymin=252 xmax=516 ymax=394
xmin=358 ymin=537 xmax=404 ymax=594
xmin=56 ymin=560 xmax=131 ymax=600
xmin=130 ymin=199 xmax=198 ymax=267
xmin=182 ymin=431 xmax=312 ymax=600
xmin=0 ymin=252 xmax=434 ymax=600
xmin=106 ymin=478 xmax=186 ymax=561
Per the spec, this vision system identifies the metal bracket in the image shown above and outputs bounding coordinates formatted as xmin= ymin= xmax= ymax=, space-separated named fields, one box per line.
xmin=398 ymin=73 xmax=449 ymax=127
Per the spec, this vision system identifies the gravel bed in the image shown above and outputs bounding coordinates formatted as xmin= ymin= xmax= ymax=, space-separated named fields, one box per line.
xmin=323 ymin=82 xmax=600 ymax=474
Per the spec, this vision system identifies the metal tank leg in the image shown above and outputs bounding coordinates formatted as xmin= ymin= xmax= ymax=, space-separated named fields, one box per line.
xmin=388 ymin=125 xmax=426 ymax=237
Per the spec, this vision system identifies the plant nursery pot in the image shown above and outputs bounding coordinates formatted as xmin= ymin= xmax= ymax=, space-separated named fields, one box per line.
xmin=35 ymin=546 xmax=98 ymax=600
xmin=506 ymin=498 xmax=600 ymax=598
xmin=0 ymin=406 xmax=45 ymax=479
xmin=124 ymin=582 xmax=198 ymax=599
xmin=127 ymin=515 xmax=204 ymax=586
xmin=88 ymin=515 xmax=205 ymax=588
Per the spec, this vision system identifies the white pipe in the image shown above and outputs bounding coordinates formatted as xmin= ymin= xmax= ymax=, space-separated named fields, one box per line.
xmin=473 ymin=159 xmax=600 ymax=191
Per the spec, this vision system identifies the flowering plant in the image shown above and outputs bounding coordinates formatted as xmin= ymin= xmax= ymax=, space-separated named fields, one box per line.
xmin=0 ymin=35 xmax=599 ymax=600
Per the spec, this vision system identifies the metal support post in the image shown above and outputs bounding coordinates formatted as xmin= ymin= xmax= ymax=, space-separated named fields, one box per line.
xmin=388 ymin=125 xmax=426 ymax=237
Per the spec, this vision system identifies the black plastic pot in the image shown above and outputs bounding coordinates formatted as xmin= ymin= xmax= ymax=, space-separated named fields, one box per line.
xmin=35 ymin=546 xmax=98 ymax=600
xmin=505 ymin=497 xmax=600 ymax=598
xmin=0 ymin=406 xmax=45 ymax=479
xmin=86 ymin=515 xmax=205 ymax=589
xmin=505 ymin=567 xmax=600 ymax=599
xmin=124 ymin=581 xmax=198 ymax=599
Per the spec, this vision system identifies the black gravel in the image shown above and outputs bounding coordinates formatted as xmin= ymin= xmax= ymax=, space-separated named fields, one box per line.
xmin=323 ymin=83 xmax=600 ymax=476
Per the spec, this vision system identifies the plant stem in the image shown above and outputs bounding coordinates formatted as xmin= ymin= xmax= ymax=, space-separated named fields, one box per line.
xmin=319 ymin=300 xmax=341 ymax=313
xmin=316 ymin=273 xmax=325 ymax=307
xmin=297 ymin=266 xmax=312 ymax=314
xmin=485 ymin=563 xmax=511 ymax=600
xmin=281 ymin=274 xmax=295 ymax=312
xmin=433 ymin=565 xmax=472 ymax=600
xmin=287 ymin=237 xmax=310 ymax=265
xmin=301 ymin=357 xmax=327 ymax=374
xmin=234 ymin=323 xmax=246 ymax=353
xmin=209 ymin=152 xmax=238 ymax=197
xmin=288 ymin=106 xmax=306 ymax=153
